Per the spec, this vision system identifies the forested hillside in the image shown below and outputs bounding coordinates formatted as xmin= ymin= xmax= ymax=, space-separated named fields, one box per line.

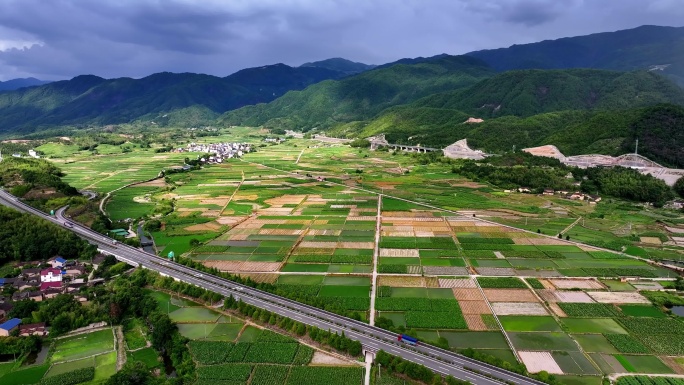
xmin=414 ymin=69 xmax=684 ymax=117
xmin=467 ymin=25 xmax=684 ymax=87
xmin=219 ymin=55 xmax=494 ymax=131
xmin=0 ymin=64 xmax=351 ymax=134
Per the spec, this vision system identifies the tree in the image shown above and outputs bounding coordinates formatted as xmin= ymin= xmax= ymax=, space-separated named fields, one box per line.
xmin=8 ymin=300 xmax=39 ymax=319
xmin=105 ymin=361 xmax=156 ymax=385
xmin=675 ymin=176 xmax=684 ymax=198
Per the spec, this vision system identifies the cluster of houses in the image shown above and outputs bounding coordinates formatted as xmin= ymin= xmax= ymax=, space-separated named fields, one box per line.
xmin=0 ymin=318 xmax=47 ymax=337
xmin=512 ymin=188 xmax=602 ymax=204
xmin=175 ymin=142 xmax=252 ymax=163
xmin=0 ymin=255 xmax=108 ymax=326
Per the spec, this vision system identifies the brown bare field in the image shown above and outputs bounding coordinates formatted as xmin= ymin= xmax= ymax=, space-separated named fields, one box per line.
xmin=548 ymin=279 xmax=604 ymax=290
xmin=440 ymin=278 xmax=477 ymax=289
xmin=639 ymin=237 xmax=662 ymax=245
xmin=347 ymin=216 xmax=377 ymax=221
xmin=380 ymin=249 xmax=420 ymax=257
xmin=518 ymin=351 xmax=563 ymax=375
xmin=548 ymin=303 xmax=567 ymax=317
xmin=425 ymin=277 xmax=439 ymax=288
xmin=464 ymin=314 xmax=489 ymax=331
xmin=483 ymin=289 xmax=538 ymax=302
xmin=215 ymin=216 xmax=248 ymax=225
xmin=539 ymin=279 xmax=555 ymax=289
xmin=553 ymin=291 xmax=594 ymax=303
xmin=587 ymin=291 xmax=650 ymax=304
xmin=203 ymin=261 xmax=281 ymax=272
xmin=459 ymin=301 xmax=492 ymax=315
xmin=184 ymin=222 xmax=222 ymax=232
xmin=299 ymin=241 xmax=337 ymax=248
xmin=310 ymin=351 xmax=358 ymax=366
xmin=136 ymin=179 xmax=167 ymax=187
xmin=258 ymin=229 xmax=305 ymax=235
xmin=200 ymin=198 xmax=231 ymax=206
xmin=337 ymin=242 xmax=374 ymax=249
xmin=492 ymin=302 xmax=548 ymax=316
xmin=377 ymin=276 xmax=426 ymax=287
xmin=537 ymin=289 xmax=557 ymax=303
xmin=237 ymin=273 xmax=279 ymax=284
xmin=452 ymin=288 xmax=484 ymax=301
xmin=660 ymin=356 xmax=684 ymax=375
xmin=201 ymin=210 xmax=222 ymax=217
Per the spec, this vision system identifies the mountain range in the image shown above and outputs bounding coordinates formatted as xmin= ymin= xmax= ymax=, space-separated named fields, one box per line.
xmin=0 ymin=77 xmax=51 ymax=91
xmin=1 ymin=25 xmax=684 ymax=167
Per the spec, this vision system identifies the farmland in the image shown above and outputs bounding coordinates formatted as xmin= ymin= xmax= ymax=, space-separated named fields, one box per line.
xmin=33 ymin=129 xmax=684 ymax=381
xmin=0 ymin=328 xmax=117 ymax=385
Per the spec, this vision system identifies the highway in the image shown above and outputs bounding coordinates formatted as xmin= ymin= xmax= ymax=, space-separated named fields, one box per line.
xmin=0 ymin=188 xmax=545 ymax=385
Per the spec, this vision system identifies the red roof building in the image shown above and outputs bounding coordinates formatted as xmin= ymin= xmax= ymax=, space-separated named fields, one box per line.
xmin=39 ymin=281 xmax=62 ymax=291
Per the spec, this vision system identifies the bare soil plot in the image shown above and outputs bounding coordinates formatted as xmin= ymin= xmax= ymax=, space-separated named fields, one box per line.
xmin=216 ymin=216 xmax=249 ymax=226
xmin=425 ymin=277 xmax=440 ymax=287
xmin=460 ymin=301 xmax=492 ymax=315
xmin=640 ymin=237 xmax=662 ymax=245
xmin=483 ymin=289 xmax=538 ymax=303
xmin=452 ymin=288 xmax=485 ymax=301
xmin=553 ymin=291 xmax=594 ymax=303
xmin=492 ymin=302 xmax=548 ymax=316
xmin=474 ymin=267 xmax=517 ymax=276
xmin=299 ymin=241 xmax=337 ymax=248
xmin=587 ymin=291 xmax=650 ymax=304
xmin=439 ymin=278 xmax=477 ymax=289
xmin=539 ymin=279 xmax=555 ymax=289
xmin=523 ymin=238 xmax=569 ymax=245
xmin=548 ymin=279 xmax=605 ymax=290
xmin=518 ymin=351 xmax=563 ymax=374
xmin=204 ymin=261 xmax=281 ymax=272
xmin=548 ymin=303 xmax=567 ymax=317
xmin=423 ymin=266 xmax=469 ymax=275
xmin=310 ymin=351 xmax=357 ymax=366
xmin=537 ymin=290 xmax=558 ymax=303
xmin=380 ymin=249 xmax=419 ymax=257
xmin=184 ymin=222 xmax=222 ymax=232
xmin=464 ymin=314 xmax=488 ymax=331
xmin=337 ymin=242 xmax=374 ymax=249
xmin=377 ymin=276 xmax=426 ymax=287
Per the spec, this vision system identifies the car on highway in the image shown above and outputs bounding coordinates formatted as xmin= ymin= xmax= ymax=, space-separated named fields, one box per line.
xmin=112 ymin=240 xmax=118 ymax=245
xmin=63 ymin=221 xmax=73 ymax=228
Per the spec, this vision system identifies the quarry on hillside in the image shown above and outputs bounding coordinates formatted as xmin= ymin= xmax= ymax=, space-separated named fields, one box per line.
xmin=523 ymin=145 xmax=684 ymax=186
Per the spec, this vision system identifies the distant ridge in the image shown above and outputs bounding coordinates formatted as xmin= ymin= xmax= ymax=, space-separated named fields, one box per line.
xmin=467 ymin=25 xmax=684 ymax=86
xmin=300 ymin=58 xmax=376 ymax=75
xmin=0 ymin=77 xmax=51 ymax=92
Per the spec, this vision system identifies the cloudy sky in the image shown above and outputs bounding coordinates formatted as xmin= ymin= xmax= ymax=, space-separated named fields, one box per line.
xmin=0 ymin=0 xmax=682 ymax=81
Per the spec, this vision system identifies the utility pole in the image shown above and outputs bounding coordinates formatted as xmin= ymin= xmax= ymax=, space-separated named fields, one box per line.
xmin=635 ymin=138 xmax=639 ymax=155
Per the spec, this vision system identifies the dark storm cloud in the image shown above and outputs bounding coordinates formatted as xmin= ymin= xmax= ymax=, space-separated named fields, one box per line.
xmin=0 ymin=0 xmax=682 ymax=80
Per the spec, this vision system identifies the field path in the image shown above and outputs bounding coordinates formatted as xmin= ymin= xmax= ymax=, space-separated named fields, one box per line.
xmin=560 ymin=216 xmax=583 ymax=236
xmin=474 ymin=278 xmax=520 ymax=362
xmin=295 ymin=149 xmax=304 ymax=164
xmin=365 ymin=194 xmax=382 ymax=385
xmin=115 ymin=326 xmax=126 ymax=371
xmin=219 ymin=171 xmax=245 ymax=216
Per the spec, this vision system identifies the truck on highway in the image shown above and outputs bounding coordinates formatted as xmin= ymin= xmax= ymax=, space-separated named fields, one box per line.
xmin=398 ymin=334 xmax=418 ymax=346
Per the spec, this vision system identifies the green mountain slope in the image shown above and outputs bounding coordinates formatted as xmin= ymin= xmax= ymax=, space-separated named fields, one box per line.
xmin=329 ymin=69 xmax=684 ymax=149
xmin=467 ymin=25 xmax=684 ymax=87
xmin=414 ymin=69 xmax=684 ymax=118
xmin=0 ymin=64 xmax=348 ymax=134
xmin=219 ymin=55 xmax=494 ymax=131
xmin=300 ymin=58 xmax=376 ymax=75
